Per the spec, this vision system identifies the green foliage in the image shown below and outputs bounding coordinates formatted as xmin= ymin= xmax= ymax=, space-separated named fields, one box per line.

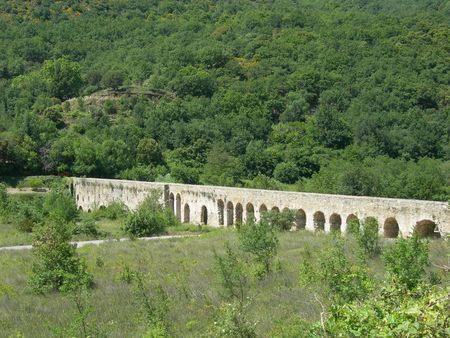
xmin=356 ymin=217 xmax=380 ymax=257
xmin=383 ymin=235 xmax=430 ymax=290
xmin=0 ymin=182 xmax=8 ymax=215
xmin=43 ymin=189 xmax=78 ymax=223
xmin=123 ymin=192 xmax=176 ymax=237
xmin=29 ymin=218 xmax=93 ymax=294
xmin=42 ymin=58 xmax=83 ymax=100
xmin=136 ymin=138 xmax=164 ymax=166
xmin=72 ymin=218 xmax=100 ymax=237
xmin=214 ymin=243 xmax=249 ymax=303
xmin=96 ymin=201 xmax=128 ymax=220
xmin=102 ymin=70 xmax=125 ymax=90
xmin=261 ymin=209 xmax=295 ymax=231
xmin=299 ymin=237 xmax=372 ymax=305
xmin=324 ymin=285 xmax=450 ymax=337
xmin=346 ymin=217 xmax=360 ymax=236
xmin=238 ymin=219 xmax=279 ymax=277
xmin=212 ymin=302 xmax=257 ymax=338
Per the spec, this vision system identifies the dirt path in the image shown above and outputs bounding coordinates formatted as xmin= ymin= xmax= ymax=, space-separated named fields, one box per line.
xmin=0 ymin=234 xmax=198 ymax=252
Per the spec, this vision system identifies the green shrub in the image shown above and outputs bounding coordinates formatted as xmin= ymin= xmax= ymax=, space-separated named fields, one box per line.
xmin=214 ymin=243 xmax=249 ymax=303
xmin=0 ymin=182 xmax=8 ymax=215
xmin=212 ymin=302 xmax=257 ymax=338
xmin=414 ymin=220 xmax=436 ymax=238
xmin=346 ymin=216 xmax=360 ymax=236
xmin=357 ymin=217 xmax=380 ymax=257
xmin=97 ymin=201 xmax=128 ymax=220
xmin=383 ymin=235 xmax=430 ymax=290
xmin=383 ymin=217 xmax=399 ymax=238
xmin=73 ymin=218 xmax=100 ymax=237
xmin=261 ymin=209 xmax=295 ymax=231
xmin=43 ymin=190 xmax=78 ymax=222
xmin=324 ymin=285 xmax=449 ymax=337
xmin=299 ymin=237 xmax=372 ymax=304
xmin=29 ymin=218 xmax=93 ymax=293
xmin=238 ymin=219 xmax=279 ymax=276
xmin=123 ymin=192 xmax=176 ymax=237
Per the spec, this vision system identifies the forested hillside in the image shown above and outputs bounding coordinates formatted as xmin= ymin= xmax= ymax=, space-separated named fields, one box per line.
xmin=0 ymin=0 xmax=449 ymax=201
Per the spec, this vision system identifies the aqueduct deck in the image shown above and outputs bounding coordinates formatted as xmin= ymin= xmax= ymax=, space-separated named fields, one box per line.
xmin=72 ymin=177 xmax=449 ymax=237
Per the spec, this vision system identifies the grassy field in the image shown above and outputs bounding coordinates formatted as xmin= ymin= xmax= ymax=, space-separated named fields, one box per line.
xmin=0 ymin=229 xmax=448 ymax=337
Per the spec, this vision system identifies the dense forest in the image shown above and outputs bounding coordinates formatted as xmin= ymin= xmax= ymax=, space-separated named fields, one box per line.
xmin=0 ymin=0 xmax=449 ymax=201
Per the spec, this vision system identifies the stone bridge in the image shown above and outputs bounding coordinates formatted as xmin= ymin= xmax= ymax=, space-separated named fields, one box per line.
xmin=72 ymin=177 xmax=449 ymax=237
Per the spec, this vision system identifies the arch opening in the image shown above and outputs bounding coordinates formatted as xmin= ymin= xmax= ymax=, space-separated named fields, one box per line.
xmin=259 ymin=204 xmax=268 ymax=214
xmin=183 ymin=203 xmax=190 ymax=223
xmin=414 ymin=219 xmax=437 ymax=238
xmin=271 ymin=206 xmax=280 ymax=213
xmin=201 ymin=206 xmax=208 ymax=225
xmin=235 ymin=203 xmax=243 ymax=225
xmin=295 ymin=209 xmax=306 ymax=230
xmin=346 ymin=214 xmax=360 ymax=234
xmin=329 ymin=213 xmax=342 ymax=232
xmin=246 ymin=203 xmax=255 ymax=223
xmin=168 ymin=193 xmax=175 ymax=213
xmin=218 ymin=200 xmax=225 ymax=226
xmin=226 ymin=201 xmax=234 ymax=226
xmin=78 ymin=206 xmax=83 ymax=211
xmin=384 ymin=217 xmax=399 ymax=238
xmin=176 ymin=194 xmax=181 ymax=221
xmin=313 ymin=211 xmax=325 ymax=231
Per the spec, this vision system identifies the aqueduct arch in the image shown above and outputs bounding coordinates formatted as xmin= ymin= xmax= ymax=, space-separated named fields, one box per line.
xmin=72 ymin=177 xmax=450 ymax=237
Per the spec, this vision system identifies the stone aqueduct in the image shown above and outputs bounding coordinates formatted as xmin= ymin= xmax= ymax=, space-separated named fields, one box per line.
xmin=72 ymin=177 xmax=450 ymax=237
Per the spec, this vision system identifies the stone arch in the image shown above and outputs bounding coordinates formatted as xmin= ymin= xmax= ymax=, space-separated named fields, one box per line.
xmin=346 ymin=214 xmax=359 ymax=225
xmin=226 ymin=201 xmax=234 ymax=226
xmin=271 ymin=206 xmax=280 ymax=213
xmin=246 ymin=203 xmax=255 ymax=222
xmin=235 ymin=203 xmax=243 ymax=225
xmin=168 ymin=193 xmax=175 ymax=213
xmin=77 ymin=194 xmax=79 ymax=201
xmin=313 ymin=211 xmax=325 ymax=231
xmin=329 ymin=213 xmax=342 ymax=232
xmin=88 ymin=209 xmax=91 ymax=213
xmin=78 ymin=206 xmax=83 ymax=211
xmin=295 ymin=209 xmax=306 ymax=229
xmin=217 ymin=199 xmax=225 ymax=226
xmin=183 ymin=203 xmax=190 ymax=223
xmin=259 ymin=204 xmax=268 ymax=214
xmin=176 ymin=194 xmax=181 ymax=221
xmin=99 ymin=205 xmax=106 ymax=210
xmin=414 ymin=219 xmax=437 ymax=238
xmin=384 ymin=217 xmax=399 ymax=238
xmin=201 ymin=206 xmax=208 ymax=225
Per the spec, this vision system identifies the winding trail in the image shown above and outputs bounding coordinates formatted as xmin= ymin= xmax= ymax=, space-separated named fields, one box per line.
xmin=0 ymin=234 xmax=198 ymax=252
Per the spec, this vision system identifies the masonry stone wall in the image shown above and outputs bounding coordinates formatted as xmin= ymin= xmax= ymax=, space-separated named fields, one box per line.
xmin=72 ymin=177 xmax=449 ymax=236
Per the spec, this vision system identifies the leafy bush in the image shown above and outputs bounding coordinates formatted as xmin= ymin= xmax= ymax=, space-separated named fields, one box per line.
xmin=261 ymin=209 xmax=295 ymax=231
xmin=212 ymin=302 xmax=257 ymax=338
xmin=29 ymin=218 xmax=93 ymax=293
xmin=214 ymin=243 xmax=249 ymax=303
xmin=324 ymin=285 xmax=449 ymax=337
xmin=123 ymin=192 xmax=176 ymax=237
xmin=238 ymin=219 xmax=279 ymax=276
xmin=97 ymin=201 xmax=128 ymax=220
xmin=383 ymin=235 xmax=430 ymax=290
xmin=43 ymin=189 xmax=78 ymax=222
xmin=383 ymin=217 xmax=399 ymax=238
xmin=346 ymin=216 xmax=360 ymax=236
xmin=414 ymin=220 xmax=436 ymax=238
xmin=73 ymin=218 xmax=100 ymax=237
xmin=357 ymin=217 xmax=380 ymax=257
xmin=0 ymin=182 xmax=8 ymax=216
xmin=299 ymin=237 xmax=372 ymax=304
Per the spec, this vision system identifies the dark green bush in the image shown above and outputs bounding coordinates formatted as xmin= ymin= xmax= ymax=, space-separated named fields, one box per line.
xmin=261 ymin=209 xmax=295 ymax=231
xmin=29 ymin=218 xmax=93 ymax=293
xmin=97 ymin=201 xmax=128 ymax=220
xmin=383 ymin=235 xmax=429 ymax=290
xmin=357 ymin=217 xmax=380 ymax=257
xmin=0 ymin=183 xmax=8 ymax=216
xmin=123 ymin=192 xmax=177 ymax=237
xmin=73 ymin=218 xmax=100 ymax=237
xmin=43 ymin=190 xmax=78 ymax=222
